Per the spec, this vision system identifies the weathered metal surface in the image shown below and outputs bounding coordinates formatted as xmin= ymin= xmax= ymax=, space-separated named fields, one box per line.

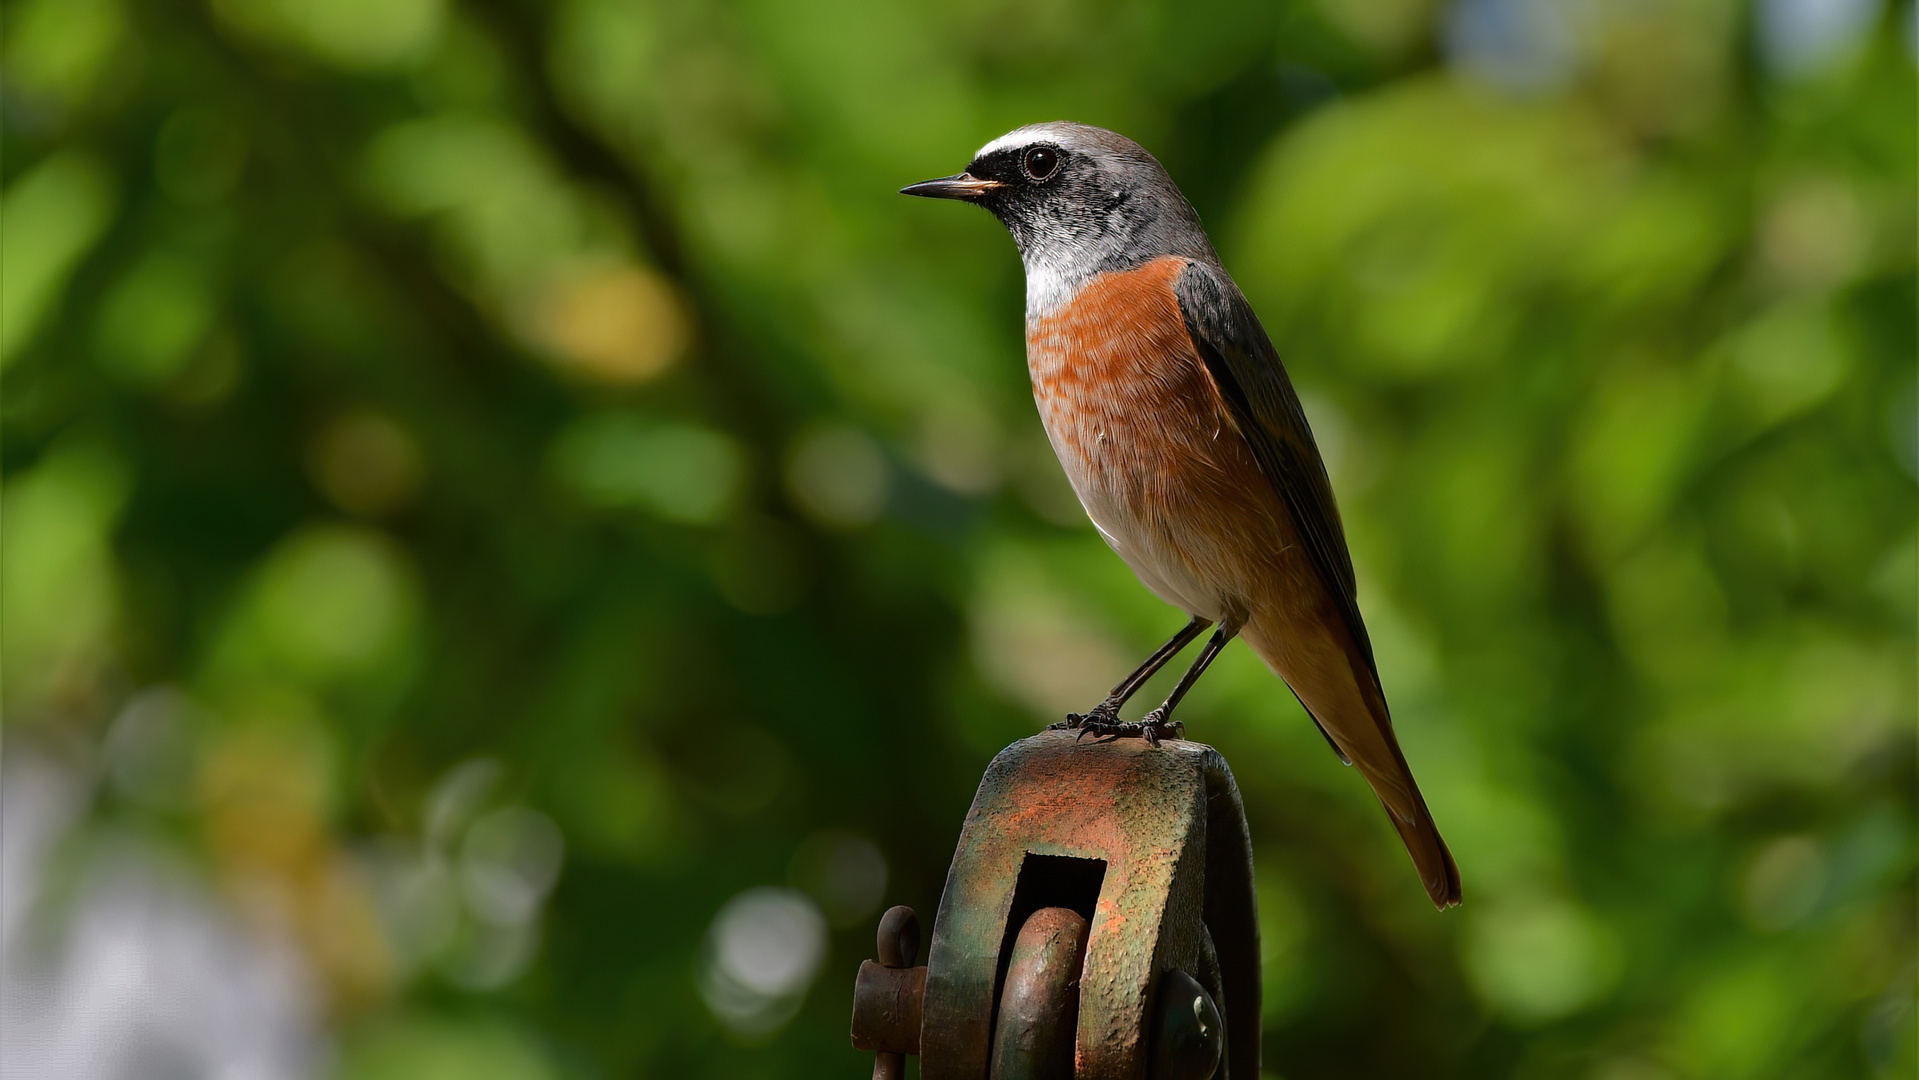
xmin=1150 ymin=968 xmax=1222 ymax=1080
xmin=855 ymin=904 xmax=929 ymax=1079
xmin=989 ymin=907 xmax=1088 ymax=1080
xmin=878 ymin=905 xmax=921 ymax=968
xmin=853 ymin=961 xmax=928 ymax=1053
xmin=919 ymin=730 xmax=1260 ymax=1079
xmin=1196 ymin=776 xmax=1258 ymax=1080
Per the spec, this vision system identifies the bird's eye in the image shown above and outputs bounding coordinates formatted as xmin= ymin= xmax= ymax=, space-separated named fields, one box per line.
xmin=1023 ymin=146 xmax=1060 ymax=181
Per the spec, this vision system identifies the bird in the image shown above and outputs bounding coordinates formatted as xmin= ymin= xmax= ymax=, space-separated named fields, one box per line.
xmin=902 ymin=122 xmax=1461 ymax=909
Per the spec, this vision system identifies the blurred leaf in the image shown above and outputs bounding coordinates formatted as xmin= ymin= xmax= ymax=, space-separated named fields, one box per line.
xmin=1 ymin=151 xmax=118 ymax=367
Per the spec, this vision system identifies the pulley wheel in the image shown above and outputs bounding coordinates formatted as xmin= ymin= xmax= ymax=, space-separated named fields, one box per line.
xmin=988 ymin=907 xmax=1089 ymax=1080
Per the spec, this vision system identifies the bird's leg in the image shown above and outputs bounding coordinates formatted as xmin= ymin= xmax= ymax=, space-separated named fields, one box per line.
xmin=1053 ymin=615 xmax=1210 ymax=731
xmin=1078 ymin=620 xmax=1240 ymax=745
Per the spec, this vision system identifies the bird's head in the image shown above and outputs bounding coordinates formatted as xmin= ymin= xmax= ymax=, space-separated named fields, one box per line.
xmin=901 ymin=122 xmax=1216 ymax=286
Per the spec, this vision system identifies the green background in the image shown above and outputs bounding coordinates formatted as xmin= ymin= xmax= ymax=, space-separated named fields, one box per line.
xmin=3 ymin=0 xmax=1913 ymax=1076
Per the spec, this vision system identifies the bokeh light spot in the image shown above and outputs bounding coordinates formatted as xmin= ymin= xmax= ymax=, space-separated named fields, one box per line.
xmin=550 ymin=413 xmax=745 ymax=524
xmin=698 ymin=887 xmax=827 ymax=1037
xmin=3 ymin=0 xmax=125 ymax=108
xmin=1727 ymin=299 xmax=1849 ymax=426
xmin=970 ymin=544 xmax=1128 ymax=722
xmin=1463 ymin=894 xmax=1621 ymax=1024
xmin=460 ymin=807 xmax=565 ymax=928
xmin=0 ymin=441 xmax=129 ymax=717
xmin=788 ymin=830 xmax=887 ymax=928
xmin=1444 ymin=0 xmax=1583 ymax=94
xmin=1758 ymin=177 xmax=1866 ymax=293
xmin=1 ymin=151 xmax=118 ymax=368
xmin=784 ymin=425 xmax=888 ymax=528
xmin=251 ymin=526 xmax=420 ymax=682
xmin=308 ymin=411 xmax=426 ymax=517
xmin=915 ymin=403 xmax=1002 ymax=495
xmin=93 ymin=251 xmax=219 ymax=387
xmin=526 ymin=263 xmax=689 ymax=384
xmin=1756 ymin=0 xmax=1885 ymax=76
xmin=212 ymin=0 xmax=446 ymax=72
xmin=1739 ymin=835 xmax=1827 ymax=932
xmin=102 ymin=685 xmax=203 ymax=809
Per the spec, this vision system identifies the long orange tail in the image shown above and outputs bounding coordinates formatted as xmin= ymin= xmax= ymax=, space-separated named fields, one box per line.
xmin=1242 ymin=618 xmax=1462 ymax=909
xmin=1377 ymin=776 xmax=1462 ymax=910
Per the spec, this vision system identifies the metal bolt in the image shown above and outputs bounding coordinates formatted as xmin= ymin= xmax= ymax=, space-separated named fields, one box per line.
xmin=877 ymin=904 xmax=920 ymax=968
xmin=1151 ymin=968 xmax=1223 ymax=1080
xmin=854 ymin=906 xmax=927 ymax=1080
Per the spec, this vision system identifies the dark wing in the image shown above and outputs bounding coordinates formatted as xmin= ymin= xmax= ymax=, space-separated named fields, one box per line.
xmin=1178 ymin=264 xmax=1464 ymax=909
xmin=1174 ymin=259 xmax=1378 ymax=682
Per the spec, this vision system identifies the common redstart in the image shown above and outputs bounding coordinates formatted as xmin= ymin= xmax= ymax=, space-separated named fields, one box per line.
xmin=904 ymin=122 xmax=1461 ymax=908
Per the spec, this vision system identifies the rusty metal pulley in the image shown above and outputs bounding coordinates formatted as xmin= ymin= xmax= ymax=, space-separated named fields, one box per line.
xmin=851 ymin=730 xmax=1259 ymax=1079
xmin=991 ymin=906 xmax=1087 ymax=1079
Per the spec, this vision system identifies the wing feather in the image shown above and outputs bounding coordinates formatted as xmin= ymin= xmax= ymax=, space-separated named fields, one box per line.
xmin=1174 ymin=260 xmax=1462 ymax=908
xmin=1172 ymin=259 xmax=1378 ymax=681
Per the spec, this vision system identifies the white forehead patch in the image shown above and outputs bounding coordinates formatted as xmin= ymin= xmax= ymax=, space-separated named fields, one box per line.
xmin=975 ymin=126 xmax=1061 ymax=159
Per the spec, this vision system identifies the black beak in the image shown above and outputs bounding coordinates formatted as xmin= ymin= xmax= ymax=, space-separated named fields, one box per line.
xmin=900 ymin=173 xmax=1003 ymax=200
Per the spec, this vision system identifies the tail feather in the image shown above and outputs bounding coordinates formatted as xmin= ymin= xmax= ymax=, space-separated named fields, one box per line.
xmin=1349 ymin=688 xmax=1462 ymax=910
xmin=1376 ymin=781 xmax=1462 ymax=909
xmin=1243 ymin=620 xmax=1462 ymax=910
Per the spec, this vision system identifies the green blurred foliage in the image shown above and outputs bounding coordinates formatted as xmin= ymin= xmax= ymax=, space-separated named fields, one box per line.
xmin=2 ymin=0 xmax=1913 ymax=1077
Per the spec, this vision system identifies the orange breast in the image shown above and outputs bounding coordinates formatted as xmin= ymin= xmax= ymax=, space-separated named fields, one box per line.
xmin=1026 ymin=256 xmax=1258 ymax=502
xmin=1028 ymin=257 xmax=1194 ymax=404
xmin=1025 ymin=256 xmax=1296 ymax=617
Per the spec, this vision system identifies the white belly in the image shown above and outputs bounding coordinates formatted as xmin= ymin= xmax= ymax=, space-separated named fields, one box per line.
xmin=1037 ymin=414 xmax=1230 ymax=624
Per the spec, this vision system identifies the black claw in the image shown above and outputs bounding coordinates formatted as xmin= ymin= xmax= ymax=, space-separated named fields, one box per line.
xmin=1056 ymin=700 xmax=1123 ymax=734
xmin=1068 ymin=715 xmax=1184 ymax=746
xmin=1140 ymin=711 xmax=1184 ymax=739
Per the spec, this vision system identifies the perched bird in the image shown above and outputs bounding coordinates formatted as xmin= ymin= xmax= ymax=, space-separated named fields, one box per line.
xmin=903 ymin=122 xmax=1461 ymax=909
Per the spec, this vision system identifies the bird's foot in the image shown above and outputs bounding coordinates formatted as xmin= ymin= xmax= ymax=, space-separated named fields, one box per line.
xmin=1052 ymin=700 xmax=1121 ymax=731
xmin=1074 ymin=710 xmax=1184 ymax=747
